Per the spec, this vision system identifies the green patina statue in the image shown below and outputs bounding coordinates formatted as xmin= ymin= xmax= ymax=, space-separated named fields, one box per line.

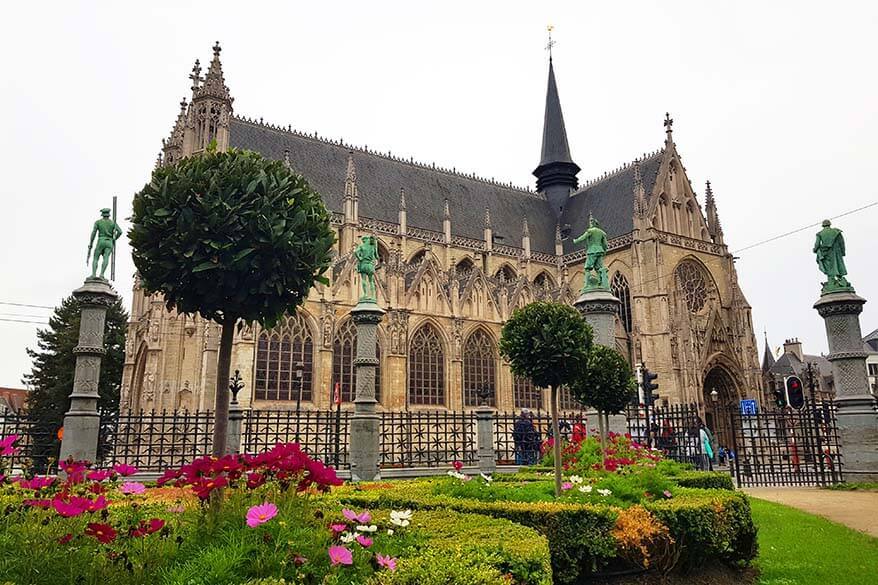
xmin=355 ymin=235 xmax=379 ymax=302
xmin=87 ymin=207 xmax=122 ymax=280
xmin=814 ymin=219 xmax=853 ymax=294
xmin=573 ymin=214 xmax=610 ymax=293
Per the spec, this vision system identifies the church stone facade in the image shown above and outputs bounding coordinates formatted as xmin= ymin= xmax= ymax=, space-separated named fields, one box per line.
xmin=121 ymin=43 xmax=762 ymax=422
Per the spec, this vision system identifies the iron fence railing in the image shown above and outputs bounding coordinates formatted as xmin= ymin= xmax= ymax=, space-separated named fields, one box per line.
xmin=493 ymin=410 xmax=590 ymax=465
xmin=98 ymin=410 xmax=214 ymax=471
xmin=243 ymin=409 xmax=350 ymax=468
xmin=626 ymin=403 xmax=704 ymax=467
xmin=379 ymin=411 xmax=477 ymax=468
xmin=0 ymin=411 xmax=59 ymax=474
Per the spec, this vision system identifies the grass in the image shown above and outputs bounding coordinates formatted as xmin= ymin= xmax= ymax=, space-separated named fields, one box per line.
xmin=751 ymin=498 xmax=878 ymax=585
xmin=824 ymin=481 xmax=878 ymax=492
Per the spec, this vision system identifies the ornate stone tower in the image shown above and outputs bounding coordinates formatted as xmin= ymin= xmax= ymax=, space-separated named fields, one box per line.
xmin=183 ymin=42 xmax=234 ymax=154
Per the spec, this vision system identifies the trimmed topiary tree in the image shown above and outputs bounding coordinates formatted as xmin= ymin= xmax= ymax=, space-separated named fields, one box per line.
xmin=570 ymin=345 xmax=637 ymax=456
xmin=130 ymin=147 xmax=335 ymax=455
xmin=499 ymin=301 xmax=592 ymax=495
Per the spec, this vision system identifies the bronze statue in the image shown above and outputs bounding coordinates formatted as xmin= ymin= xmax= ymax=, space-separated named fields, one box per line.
xmin=87 ymin=208 xmax=122 ymax=280
xmin=573 ymin=214 xmax=609 ymax=292
xmin=814 ymin=219 xmax=853 ymax=294
xmin=355 ymin=235 xmax=379 ymax=302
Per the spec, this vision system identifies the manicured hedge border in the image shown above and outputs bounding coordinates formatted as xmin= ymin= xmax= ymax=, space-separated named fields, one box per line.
xmin=330 ymin=481 xmax=756 ymax=584
xmin=496 ymin=470 xmax=735 ymax=491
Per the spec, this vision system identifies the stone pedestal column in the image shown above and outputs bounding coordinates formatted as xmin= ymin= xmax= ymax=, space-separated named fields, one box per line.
xmin=574 ymin=289 xmax=625 ymax=431
xmin=475 ymin=408 xmax=496 ymax=474
xmin=349 ymin=300 xmax=385 ymax=481
xmin=59 ymin=277 xmax=119 ymax=464
xmin=227 ymin=401 xmax=244 ymax=455
xmin=814 ymin=292 xmax=878 ymax=481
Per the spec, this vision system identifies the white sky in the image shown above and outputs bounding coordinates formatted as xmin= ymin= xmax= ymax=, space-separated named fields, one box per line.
xmin=2 ymin=1 xmax=877 ymax=388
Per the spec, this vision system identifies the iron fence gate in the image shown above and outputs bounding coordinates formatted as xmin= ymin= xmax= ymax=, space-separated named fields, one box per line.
xmin=723 ymin=399 xmax=843 ymax=487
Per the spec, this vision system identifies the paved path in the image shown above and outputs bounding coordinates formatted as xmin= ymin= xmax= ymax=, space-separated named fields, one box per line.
xmin=744 ymin=487 xmax=878 ymax=537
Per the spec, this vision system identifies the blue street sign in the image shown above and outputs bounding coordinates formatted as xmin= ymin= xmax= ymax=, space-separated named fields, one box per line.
xmin=740 ymin=399 xmax=758 ymax=416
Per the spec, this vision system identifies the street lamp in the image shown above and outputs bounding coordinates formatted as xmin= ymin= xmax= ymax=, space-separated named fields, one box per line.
xmin=710 ymin=388 xmax=719 ymax=404
xmin=229 ymin=370 xmax=244 ymax=404
xmin=294 ymin=361 xmax=304 ymax=442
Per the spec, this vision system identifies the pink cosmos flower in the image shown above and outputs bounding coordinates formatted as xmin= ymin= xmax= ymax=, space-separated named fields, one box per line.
xmin=120 ymin=481 xmax=146 ymax=495
xmin=52 ymin=496 xmax=89 ymax=517
xmin=330 ymin=523 xmax=347 ymax=534
xmin=113 ymin=463 xmax=138 ymax=476
xmin=561 ymin=482 xmax=573 ymax=491
xmin=23 ymin=499 xmax=51 ymax=508
xmin=246 ymin=502 xmax=278 ymax=528
xmin=663 ymin=490 xmax=673 ymax=499
xmin=0 ymin=435 xmax=19 ymax=456
xmin=342 ymin=508 xmax=371 ymax=524
xmin=356 ymin=535 xmax=373 ymax=548
xmin=167 ymin=504 xmax=186 ymax=514
xmin=328 ymin=545 xmax=353 ymax=566
xmin=87 ymin=470 xmax=112 ymax=482
xmin=18 ymin=476 xmax=55 ymax=491
xmin=376 ymin=554 xmax=397 ymax=571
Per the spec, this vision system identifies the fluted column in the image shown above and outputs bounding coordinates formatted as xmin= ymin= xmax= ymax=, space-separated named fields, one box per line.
xmin=349 ymin=300 xmax=385 ymax=480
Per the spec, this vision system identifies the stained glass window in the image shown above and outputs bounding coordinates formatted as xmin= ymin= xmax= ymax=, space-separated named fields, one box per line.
xmin=254 ymin=313 xmax=314 ymax=402
xmin=408 ymin=324 xmax=445 ymax=406
xmin=514 ymin=375 xmax=542 ymax=410
xmin=611 ymin=272 xmax=633 ymax=333
xmin=463 ymin=329 xmax=496 ymax=407
xmin=674 ymin=261 xmax=708 ymax=313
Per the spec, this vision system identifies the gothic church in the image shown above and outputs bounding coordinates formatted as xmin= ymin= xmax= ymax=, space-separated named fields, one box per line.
xmin=122 ymin=43 xmax=762 ymax=428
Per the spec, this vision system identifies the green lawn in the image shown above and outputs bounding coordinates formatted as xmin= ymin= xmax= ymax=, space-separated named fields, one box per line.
xmin=751 ymin=498 xmax=878 ymax=585
xmin=824 ymin=481 xmax=878 ymax=492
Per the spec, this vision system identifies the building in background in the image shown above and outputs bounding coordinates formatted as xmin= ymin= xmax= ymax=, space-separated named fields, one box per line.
xmin=864 ymin=329 xmax=878 ymax=394
xmin=762 ymin=338 xmax=834 ymax=404
xmin=0 ymin=387 xmax=28 ymax=415
xmin=121 ymin=44 xmax=761 ymax=419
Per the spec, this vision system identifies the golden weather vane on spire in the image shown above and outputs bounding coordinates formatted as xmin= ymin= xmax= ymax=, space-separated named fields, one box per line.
xmin=546 ymin=25 xmax=556 ymax=59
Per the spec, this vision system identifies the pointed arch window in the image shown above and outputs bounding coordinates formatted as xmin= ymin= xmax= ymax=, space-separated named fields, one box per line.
xmin=534 ymin=271 xmax=555 ymax=290
xmin=674 ymin=261 xmax=709 ymax=313
xmin=514 ymin=375 xmax=543 ymax=410
xmin=332 ymin=318 xmax=381 ymax=403
xmin=558 ymin=386 xmax=583 ymax=412
xmin=254 ymin=313 xmax=314 ymax=402
xmin=408 ymin=324 xmax=445 ymax=406
xmin=463 ymin=329 xmax=497 ymax=407
xmin=455 ymin=257 xmax=474 ymax=279
xmin=495 ymin=265 xmax=517 ymax=283
xmin=611 ymin=272 xmax=633 ymax=334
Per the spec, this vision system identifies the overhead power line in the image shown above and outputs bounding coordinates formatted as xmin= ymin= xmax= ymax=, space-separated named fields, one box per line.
xmin=0 ymin=318 xmax=49 ymax=325
xmin=0 ymin=301 xmax=54 ymax=310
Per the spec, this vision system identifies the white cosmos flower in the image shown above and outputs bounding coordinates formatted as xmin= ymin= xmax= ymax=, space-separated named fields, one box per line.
xmin=480 ymin=473 xmax=493 ymax=483
xmin=569 ymin=475 xmax=583 ymax=484
xmin=597 ymin=488 xmax=612 ymax=497
xmin=390 ymin=510 xmax=413 ymax=527
xmin=447 ymin=470 xmax=468 ymax=480
xmin=340 ymin=532 xmax=356 ymax=543
xmin=387 ymin=529 xmax=394 ymax=536
xmin=356 ymin=524 xmax=378 ymax=533
xmin=579 ymin=485 xmax=593 ymax=493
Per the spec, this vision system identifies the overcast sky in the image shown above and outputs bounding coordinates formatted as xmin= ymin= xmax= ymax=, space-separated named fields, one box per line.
xmin=2 ymin=1 xmax=877 ymax=388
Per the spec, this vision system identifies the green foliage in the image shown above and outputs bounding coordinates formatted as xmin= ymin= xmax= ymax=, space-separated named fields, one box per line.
xmin=23 ymin=295 xmax=127 ymax=468
xmin=130 ymin=149 xmax=335 ymax=327
xmin=669 ymin=471 xmax=735 ymax=490
xmin=824 ymin=481 xmax=878 ymax=492
xmin=498 ymin=301 xmax=592 ymax=390
xmin=569 ymin=345 xmax=636 ymax=415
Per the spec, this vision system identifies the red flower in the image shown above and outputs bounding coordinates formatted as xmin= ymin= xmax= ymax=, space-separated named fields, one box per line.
xmin=452 ymin=461 xmax=463 ymax=472
xmin=88 ymin=482 xmax=106 ymax=495
xmin=58 ymin=533 xmax=74 ymax=544
xmin=246 ymin=472 xmax=266 ymax=489
xmin=113 ymin=463 xmax=138 ymax=477
xmin=85 ymin=522 xmax=117 ymax=544
xmin=192 ymin=476 xmax=228 ymax=500
xmin=130 ymin=518 xmax=165 ymax=537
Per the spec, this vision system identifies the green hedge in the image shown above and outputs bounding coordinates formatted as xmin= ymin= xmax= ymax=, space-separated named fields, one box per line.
xmin=331 ymin=481 xmax=756 ymax=584
xmin=330 ymin=482 xmax=617 ymax=585
xmin=668 ymin=471 xmax=735 ymax=490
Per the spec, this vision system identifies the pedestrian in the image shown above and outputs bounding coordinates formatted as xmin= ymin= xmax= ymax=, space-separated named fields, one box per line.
xmin=524 ymin=410 xmax=541 ymax=465
xmin=699 ymin=422 xmax=714 ymax=471
xmin=718 ymin=446 xmax=727 ymax=466
xmin=513 ymin=409 xmax=540 ymax=466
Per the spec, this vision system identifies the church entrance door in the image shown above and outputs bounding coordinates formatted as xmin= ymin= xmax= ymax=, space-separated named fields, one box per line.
xmin=703 ymin=367 xmax=737 ymax=453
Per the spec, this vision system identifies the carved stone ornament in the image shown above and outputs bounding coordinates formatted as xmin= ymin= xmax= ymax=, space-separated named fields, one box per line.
xmin=320 ymin=301 xmax=336 ymax=348
xmin=388 ymin=310 xmax=409 ymax=355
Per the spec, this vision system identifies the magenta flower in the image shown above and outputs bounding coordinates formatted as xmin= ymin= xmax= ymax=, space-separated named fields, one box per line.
xmin=87 ymin=470 xmax=112 ymax=482
xmin=330 ymin=523 xmax=347 ymax=534
xmin=356 ymin=535 xmax=373 ymax=547
xmin=120 ymin=481 xmax=146 ymax=495
xmin=328 ymin=545 xmax=353 ymax=566
xmin=0 ymin=435 xmax=19 ymax=456
xmin=376 ymin=554 xmax=397 ymax=571
xmin=18 ymin=476 xmax=55 ymax=491
xmin=113 ymin=463 xmax=138 ymax=476
xmin=246 ymin=502 xmax=278 ymax=528
xmin=342 ymin=508 xmax=371 ymax=524
xmin=663 ymin=490 xmax=673 ymax=499
xmin=52 ymin=496 xmax=89 ymax=517
xmin=561 ymin=482 xmax=573 ymax=491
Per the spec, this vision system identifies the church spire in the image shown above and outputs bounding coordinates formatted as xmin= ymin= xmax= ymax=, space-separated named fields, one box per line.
xmin=705 ymin=180 xmax=725 ymax=245
xmin=533 ymin=49 xmax=580 ymax=220
xmin=186 ymin=42 xmax=234 ymax=153
xmin=761 ymin=331 xmax=776 ymax=373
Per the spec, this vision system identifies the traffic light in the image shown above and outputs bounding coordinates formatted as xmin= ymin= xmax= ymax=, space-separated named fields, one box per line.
xmin=772 ymin=386 xmax=787 ymax=409
xmin=642 ymin=366 xmax=659 ymax=406
xmin=785 ymin=375 xmax=805 ymax=410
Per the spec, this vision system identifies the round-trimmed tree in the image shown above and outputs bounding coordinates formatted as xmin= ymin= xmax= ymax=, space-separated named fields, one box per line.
xmin=570 ymin=345 xmax=637 ymax=454
xmin=130 ymin=148 xmax=335 ymax=455
xmin=499 ymin=301 xmax=592 ymax=495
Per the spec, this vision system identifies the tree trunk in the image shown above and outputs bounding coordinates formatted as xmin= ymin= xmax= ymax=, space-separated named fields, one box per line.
xmin=550 ymin=385 xmax=562 ymax=497
xmin=597 ymin=409 xmax=607 ymax=468
xmin=211 ymin=317 xmax=235 ymax=457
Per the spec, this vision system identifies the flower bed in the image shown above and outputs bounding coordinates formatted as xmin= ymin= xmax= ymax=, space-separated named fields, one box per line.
xmin=331 ymin=477 xmax=756 ymax=584
xmin=0 ymin=437 xmax=550 ymax=585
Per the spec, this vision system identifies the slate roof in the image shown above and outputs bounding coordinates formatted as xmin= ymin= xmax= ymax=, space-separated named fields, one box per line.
xmin=560 ymin=151 xmax=663 ymax=252
xmin=768 ymin=352 xmax=832 ymax=380
xmin=864 ymin=328 xmax=878 ymax=352
xmin=229 ymin=117 xmax=662 ymax=256
xmin=229 ymin=118 xmax=560 ymax=254
xmin=536 ymin=59 xmax=576 ymax=169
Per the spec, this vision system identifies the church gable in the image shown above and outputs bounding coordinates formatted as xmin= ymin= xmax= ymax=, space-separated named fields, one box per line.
xmin=647 ymin=146 xmax=711 ymax=241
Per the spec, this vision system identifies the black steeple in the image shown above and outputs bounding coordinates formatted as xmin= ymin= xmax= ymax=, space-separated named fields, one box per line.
xmin=533 ymin=58 xmax=580 ymax=219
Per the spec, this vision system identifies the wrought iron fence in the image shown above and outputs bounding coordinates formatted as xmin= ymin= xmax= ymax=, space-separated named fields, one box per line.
xmin=725 ymin=399 xmax=843 ymax=487
xmin=243 ymin=410 xmax=350 ymax=468
xmin=0 ymin=411 xmax=59 ymax=474
xmin=626 ymin=403 xmax=703 ymax=467
xmin=494 ymin=410 xmax=591 ymax=465
xmin=98 ymin=410 xmax=214 ymax=471
xmin=379 ymin=411 xmax=477 ymax=468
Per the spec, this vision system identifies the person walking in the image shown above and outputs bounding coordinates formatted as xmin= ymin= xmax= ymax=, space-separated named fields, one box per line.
xmin=699 ymin=422 xmax=715 ymax=471
xmin=513 ymin=409 xmax=538 ymax=465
